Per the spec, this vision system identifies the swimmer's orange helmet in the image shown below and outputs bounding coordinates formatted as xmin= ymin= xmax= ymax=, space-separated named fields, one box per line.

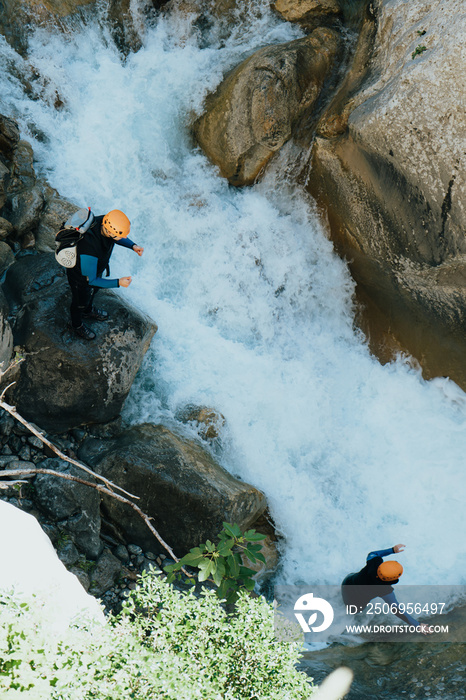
xmin=377 ymin=561 xmax=403 ymax=582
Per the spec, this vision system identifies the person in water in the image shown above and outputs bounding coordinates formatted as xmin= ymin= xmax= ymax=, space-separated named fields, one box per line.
xmin=341 ymin=544 xmax=430 ymax=633
xmin=66 ymin=209 xmax=144 ymax=340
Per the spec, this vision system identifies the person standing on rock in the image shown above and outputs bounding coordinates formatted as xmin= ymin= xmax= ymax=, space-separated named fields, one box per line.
xmin=341 ymin=544 xmax=430 ymax=634
xmin=66 ymin=209 xmax=144 ymax=340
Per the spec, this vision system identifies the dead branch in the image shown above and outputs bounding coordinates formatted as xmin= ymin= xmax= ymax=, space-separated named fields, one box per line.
xmin=0 ymin=361 xmax=188 ymax=574
xmin=0 ymin=467 xmax=188 ymax=574
xmin=0 ymin=382 xmax=138 ymax=500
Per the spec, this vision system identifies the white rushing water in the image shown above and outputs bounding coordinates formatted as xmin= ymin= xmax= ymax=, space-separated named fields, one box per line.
xmin=1 ymin=2 xmax=466 ymax=588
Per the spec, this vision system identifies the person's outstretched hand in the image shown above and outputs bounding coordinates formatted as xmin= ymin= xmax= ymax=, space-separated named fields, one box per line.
xmin=133 ymin=245 xmax=144 ymax=256
xmin=119 ymin=276 xmax=132 ymax=287
xmin=393 ymin=544 xmax=406 ymax=553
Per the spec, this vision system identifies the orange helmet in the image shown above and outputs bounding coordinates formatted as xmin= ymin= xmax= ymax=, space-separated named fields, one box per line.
xmin=102 ymin=210 xmax=130 ymax=238
xmin=377 ymin=561 xmax=403 ymax=582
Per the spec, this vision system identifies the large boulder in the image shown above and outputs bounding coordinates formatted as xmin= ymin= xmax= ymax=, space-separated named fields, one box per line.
xmin=78 ymin=423 xmax=267 ymax=554
xmin=2 ymin=253 xmax=157 ymax=433
xmin=307 ymin=0 xmax=466 ymax=387
xmin=194 ymin=27 xmax=340 ymax=186
xmin=272 ymin=0 xmax=342 ymax=30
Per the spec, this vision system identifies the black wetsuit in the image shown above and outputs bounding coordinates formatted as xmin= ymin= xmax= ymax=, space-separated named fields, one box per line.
xmin=341 ymin=548 xmax=418 ymax=626
xmin=66 ymin=215 xmax=135 ymax=328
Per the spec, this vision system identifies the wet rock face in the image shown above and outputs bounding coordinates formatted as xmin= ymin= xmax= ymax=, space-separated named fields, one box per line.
xmin=0 ymin=0 xmax=98 ymax=53
xmin=308 ymin=0 xmax=466 ymax=386
xmin=194 ymin=27 xmax=340 ymax=186
xmin=78 ymin=423 xmax=267 ymax=554
xmin=2 ymin=254 xmax=157 ymax=433
xmin=0 ymin=0 xmax=157 ymax=56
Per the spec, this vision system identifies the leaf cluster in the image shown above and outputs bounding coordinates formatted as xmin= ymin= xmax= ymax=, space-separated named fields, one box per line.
xmin=0 ymin=573 xmax=314 ymax=699
xmin=164 ymin=522 xmax=267 ymax=603
xmin=412 ymin=44 xmax=427 ymax=59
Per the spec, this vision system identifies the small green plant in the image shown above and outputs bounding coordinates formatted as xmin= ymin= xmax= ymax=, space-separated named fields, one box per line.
xmin=164 ymin=522 xmax=267 ymax=603
xmin=75 ymin=556 xmax=95 ymax=574
xmin=412 ymin=44 xmax=427 ymax=59
xmin=56 ymin=530 xmax=71 ymax=548
xmin=417 ymin=29 xmax=426 ymax=36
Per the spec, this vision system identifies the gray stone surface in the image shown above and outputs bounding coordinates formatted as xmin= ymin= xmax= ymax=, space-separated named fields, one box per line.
xmin=33 ymin=458 xmax=101 ymax=558
xmin=308 ymin=0 xmax=466 ymax=387
xmin=89 ymin=548 xmax=122 ymax=597
xmin=2 ymin=253 xmax=157 ymax=433
xmin=79 ymin=423 xmax=267 ymax=555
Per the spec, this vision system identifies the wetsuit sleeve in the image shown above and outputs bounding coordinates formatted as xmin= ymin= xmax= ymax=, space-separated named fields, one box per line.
xmin=115 ymin=237 xmax=136 ymax=249
xmin=380 ymin=591 xmax=419 ymax=627
xmin=81 ymin=255 xmax=119 ymax=288
xmin=367 ymin=548 xmax=395 ymax=562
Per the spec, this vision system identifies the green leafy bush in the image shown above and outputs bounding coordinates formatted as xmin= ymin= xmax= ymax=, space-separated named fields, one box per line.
xmin=0 ymin=572 xmax=314 ymax=699
xmin=164 ymin=521 xmax=267 ymax=603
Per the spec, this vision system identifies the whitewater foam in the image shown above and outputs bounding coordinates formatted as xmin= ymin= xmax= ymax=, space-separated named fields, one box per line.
xmin=0 ymin=4 xmax=465 ymax=588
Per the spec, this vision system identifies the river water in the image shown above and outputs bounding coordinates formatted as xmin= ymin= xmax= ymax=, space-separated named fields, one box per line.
xmin=1 ymin=2 xmax=465 ymax=695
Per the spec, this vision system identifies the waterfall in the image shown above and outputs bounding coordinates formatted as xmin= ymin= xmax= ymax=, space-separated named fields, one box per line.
xmin=1 ymin=3 xmax=465 ymax=589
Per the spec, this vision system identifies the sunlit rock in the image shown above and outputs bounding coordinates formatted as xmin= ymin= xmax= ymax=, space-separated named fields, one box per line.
xmin=272 ymin=0 xmax=341 ymax=29
xmin=308 ymin=0 xmax=466 ymax=388
xmin=0 ymin=500 xmax=105 ymax=630
xmin=2 ymin=254 xmax=157 ymax=433
xmin=79 ymin=422 xmax=268 ymax=554
xmin=176 ymin=404 xmax=226 ymax=440
xmin=194 ymin=27 xmax=340 ymax=186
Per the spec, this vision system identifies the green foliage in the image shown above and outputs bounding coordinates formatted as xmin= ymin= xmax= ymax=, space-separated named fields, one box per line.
xmin=0 ymin=573 xmax=314 ymax=699
xmin=56 ymin=530 xmax=71 ymax=548
xmin=412 ymin=44 xmax=427 ymax=59
xmin=164 ymin=522 xmax=267 ymax=603
xmin=74 ymin=556 xmax=95 ymax=574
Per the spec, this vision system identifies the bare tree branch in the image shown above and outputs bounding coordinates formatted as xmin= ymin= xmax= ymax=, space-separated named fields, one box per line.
xmin=1 ymin=466 xmax=187 ymax=572
xmin=0 ymin=381 xmax=138 ymax=500
xmin=0 ymin=362 xmax=188 ymax=574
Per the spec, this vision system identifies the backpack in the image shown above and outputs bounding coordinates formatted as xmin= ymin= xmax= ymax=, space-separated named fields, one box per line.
xmin=55 ymin=207 xmax=95 ymax=268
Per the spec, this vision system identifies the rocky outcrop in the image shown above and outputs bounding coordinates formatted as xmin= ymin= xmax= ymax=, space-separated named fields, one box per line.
xmin=2 ymin=254 xmax=157 ymax=432
xmin=79 ymin=423 xmax=267 ymax=554
xmin=272 ymin=0 xmax=342 ymax=30
xmin=34 ymin=185 xmax=78 ymax=253
xmin=0 ymin=113 xmax=77 ymax=253
xmin=34 ymin=458 xmax=101 ymax=558
xmin=0 ymin=0 xmax=158 ymax=55
xmin=307 ymin=0 xmax=466 ymax=387
xmin=194 ymin=27 xmax=340 ymax=186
